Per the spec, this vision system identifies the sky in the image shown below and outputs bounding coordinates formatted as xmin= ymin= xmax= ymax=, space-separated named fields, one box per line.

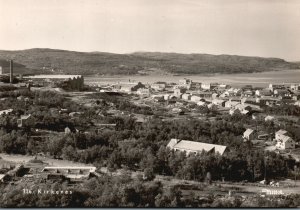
xmin=0 ymin=0 xmax=300 ymax=61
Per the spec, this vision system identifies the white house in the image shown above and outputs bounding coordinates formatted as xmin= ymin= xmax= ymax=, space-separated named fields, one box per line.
xmin=201 ymin=83 xmax=211 ymax=90
xmin=17 ymin=114 xmax=35 ymax=128
xmin=255 ymin=89 xmax=272 ymax=97
xmin=179 ymin=78 xmax=192 ymax=86
xmin=151 ymin=83 xmax=166 ymax=91
xmin=275 ymin=129 xmax=288 ymax=141
xmin=182 ymin=93 xmax=191 ymax=101
xmin=265 ymin=115 xmax=274 ymax=122
xmin=212 ymin=99 xmax=225 ymax=106
xmin=225 ymin=100 xmax=240 ymax=108
xmin=276 ymin=136 xmax=295 ymax=150
xmin=190 ymin=95 xmax=202 ymax=102
xmin=174 ymin=88 xmax=186 ymax=96
xmin=0 ymin=109 xmax=13 ymax=116
xmin=197 ymin=101 xmax=206 ymax=106
xmin=243 ymin=128 xmax=255 ymax=141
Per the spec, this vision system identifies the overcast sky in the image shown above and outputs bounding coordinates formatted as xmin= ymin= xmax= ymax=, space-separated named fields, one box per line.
xmin=0 ymin=0 xmax=299 ymax=61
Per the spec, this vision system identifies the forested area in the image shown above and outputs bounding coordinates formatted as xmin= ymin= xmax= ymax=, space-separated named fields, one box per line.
xmin=0 ymin=90 xmax=295 ymax=182
xmin=1 ymin=89 xmax=300 ymax=207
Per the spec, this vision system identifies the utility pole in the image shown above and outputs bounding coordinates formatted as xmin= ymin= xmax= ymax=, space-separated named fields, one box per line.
xmin=264 ymin=156 xmax=268 ymax=184
xmin=295 ymin=165 xmax=298 ymax=187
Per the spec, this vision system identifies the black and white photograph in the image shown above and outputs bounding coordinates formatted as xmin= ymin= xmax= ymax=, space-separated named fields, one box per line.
xmin=0 ymin=0 xmax=300 ymax=208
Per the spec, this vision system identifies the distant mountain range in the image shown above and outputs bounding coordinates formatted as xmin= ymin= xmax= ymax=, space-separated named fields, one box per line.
xmin=0 ymin=48 xmax=298 ymax=75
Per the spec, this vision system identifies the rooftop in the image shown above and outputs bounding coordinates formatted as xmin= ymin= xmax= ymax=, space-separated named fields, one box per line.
xmin=167 ymin=139 xmax=227 ymax=155
xmin=244 ymin=128 xmax=254 ymax=136
xmin=20 ymin=114 xmax=32 ymax=120
xmin=276 ymin=129 xmax=288 ymax=135
xmin=42 ymin=166 xmax=96 ymax=172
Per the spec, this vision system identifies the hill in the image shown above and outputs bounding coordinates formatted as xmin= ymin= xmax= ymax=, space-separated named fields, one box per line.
xmin=0 ymin=48 xmax=298 ymax=75
xmin=0 ymin=59 xmax=37 ymax=75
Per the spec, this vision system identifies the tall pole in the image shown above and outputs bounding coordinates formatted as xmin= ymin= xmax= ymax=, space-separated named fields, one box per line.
xmin=264 ymin=156 xmax=268 ymax=184
xmin=295 ymin=165 xmax=298 ymax=187
xmin=10 ymin=60 xmax=13 ymax=84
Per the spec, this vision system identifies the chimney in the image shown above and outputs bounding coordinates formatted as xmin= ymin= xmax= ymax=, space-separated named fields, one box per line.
xmin=10 ymin=60 xmax=13 ymax=84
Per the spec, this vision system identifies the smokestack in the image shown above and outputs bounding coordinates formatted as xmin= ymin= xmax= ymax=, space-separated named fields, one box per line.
xmin=10 ymin=60 xmax=13 ymax=83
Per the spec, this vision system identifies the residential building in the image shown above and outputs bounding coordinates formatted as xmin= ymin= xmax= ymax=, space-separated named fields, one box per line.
xmin=229 ymin=108 xmax=240 ymax=115
xmin=197 ymin=101 xmax=206 ymax=106
xmin=291 ymin=84 xmax=300 ymax=91
xmin=275 ymin=129 xmax=288 ymax=141
xmin=235 ymin=104 xmax=252 ymax=112
xmin=243 ymin=90 xmax=254 ymax=97
xmin=151 ymin=83 xmax=166 ymax=91
xmin=207 ymin=103 xmax=216 ymax=109
xmin=265 ymin=115 xmax=274 ymax=122
xmin=225 ymin=100 xmax=240 ymax=108
xmin=201 ymin=83 xmax=211 ymax=90
xmin=167 ymin=139 xmax=227 ymax=156
xmin=190 ymin=95 xmax=202 ymax=102
xmin=65 ymin=127 xmax=72 ymax=134
xmin=182 ymin=93 xmax=191 ymax=100
xmin=212 ymin=93 xmax=219 ymax=99
xmin=179 ymin=78 xmax=192 ymax=86
xmin=273 ymin=89 xmax=291 ymax=98
xmin=292 ymin=95 xmax=300 ymax=101
xmin=255 ymin=89 xmax=272 ymax=97
xmin=151 ymin=95 xmax=164 ymax=102
xmin=243 ymin=128 xmax=255 ymax=141
xmin=174 ymin=88 xmax=186 ymax=96
xmin=0 ymin=109 xmax=13 ymax=116
xmin=241 ymin=109 xmax=250 ymax=115
xmin=198 ymin=91 xmax=213 ymax=98
xmin=164 ymin=94 xmax=172 ymax=100
xmin=218 ymin=84 xmax=230 ymax=89
xmin=189 ymin=82 xmax=202 ymax=90
xmin=276 ymin=136 xmax=295 ymax=150
xmin=17 ymin=114 xmax=35 ymax=128
xmin=137 ymin=88 xmax=150 ymax=96
xmin=269 ymin=84 xmax=285 ymax=91
xmin=212 ymin=99 xmax=225 ymax=106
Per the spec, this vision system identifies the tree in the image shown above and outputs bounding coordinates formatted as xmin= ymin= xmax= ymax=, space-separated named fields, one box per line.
xmin=143 ymin=168 xmax=155 ymax=181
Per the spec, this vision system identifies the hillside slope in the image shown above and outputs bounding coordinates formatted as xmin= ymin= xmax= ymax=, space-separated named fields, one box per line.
xmin=0 ymin=48 xmax=298 ymax=75
xmin=0 ymin=59 xmax=36 ymax=75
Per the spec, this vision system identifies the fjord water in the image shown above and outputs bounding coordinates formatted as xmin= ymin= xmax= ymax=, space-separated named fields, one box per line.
xmin=85 ymin=69 xmax=300 ymax=87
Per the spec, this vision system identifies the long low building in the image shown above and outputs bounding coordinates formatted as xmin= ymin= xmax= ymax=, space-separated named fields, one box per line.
xmin=41 ymin=166 xmax=96 ymax=173
xmin=41 ymin=166 xmax=97 ymax=181
xmin=167 ymin=139 xmax=227 ymax=156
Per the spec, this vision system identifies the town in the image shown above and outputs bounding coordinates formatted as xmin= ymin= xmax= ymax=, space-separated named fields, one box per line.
xmin=0 ymin=60 xmax=300 ymax=207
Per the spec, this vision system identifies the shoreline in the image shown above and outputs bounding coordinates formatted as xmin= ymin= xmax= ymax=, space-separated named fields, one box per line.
xmin=84 ymin=69 xmax=300 ymax=88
